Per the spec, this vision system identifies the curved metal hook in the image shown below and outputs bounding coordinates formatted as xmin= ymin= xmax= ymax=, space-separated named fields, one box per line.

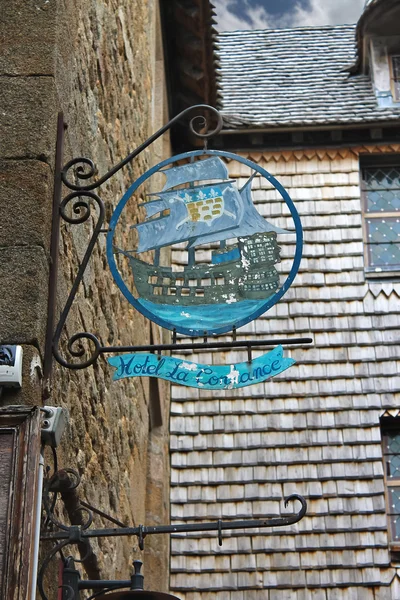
xmin=61 ymin=104 xmax=223 ymax=191
xmin=71 ymin=506 xmax=93 ymax=531
xmin=283 ymin=494 xmax=307 ymax=522
xmin=189 ymin=109 xmax=223 ymax=139
xmin=58 ymin=332 xmax=101 ymax=370
xmin=54 ymin=332 xmax=101 ymax=370
xmin=60 ymin=190 xmax=101 ymax=224
xmin=48 ymin=468 xmax=81 ymax=493
xmin=42 ymin=485 xmax=72 ymax=532
xmin=59 ymin=468 xmax=81 ymax=490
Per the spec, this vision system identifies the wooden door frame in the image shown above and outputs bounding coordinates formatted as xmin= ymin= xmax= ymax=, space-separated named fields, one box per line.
xmin=0 ymin=406 xmax=41 ymax=600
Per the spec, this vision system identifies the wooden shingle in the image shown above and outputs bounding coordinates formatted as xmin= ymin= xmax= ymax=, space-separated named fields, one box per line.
xmin=169 ymin=148 xmax=400 ymax=598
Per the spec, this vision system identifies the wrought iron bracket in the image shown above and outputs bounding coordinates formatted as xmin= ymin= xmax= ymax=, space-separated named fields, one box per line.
xmin=38 ymin=465 xmax=307 ymax=599
xmin=45 ymin=104 xmax=312 ymax=376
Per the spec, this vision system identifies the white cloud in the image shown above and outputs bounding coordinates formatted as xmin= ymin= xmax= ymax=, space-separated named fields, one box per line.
xmin=291 ymin=0 xmax=366 ymax=27
xmin=214 ymin=1 xmax=274 ymax=31
xmin=214 ymin=0 xmax=366 ymax=32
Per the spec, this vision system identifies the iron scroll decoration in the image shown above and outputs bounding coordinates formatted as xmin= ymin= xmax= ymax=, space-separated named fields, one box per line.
xmin=51 ymin=104 xmax=311 ymax=370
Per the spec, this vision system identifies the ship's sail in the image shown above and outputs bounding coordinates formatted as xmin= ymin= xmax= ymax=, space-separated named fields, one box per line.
xmin=132 ymin=181 xmax=243 ymax=253
xmin=161 ymin=157 xmax=229 ymax=191
xmin=187 ymin=174 xmax=290 ymax=247
xmin=140 ymin=199 xmax=169 ymax=219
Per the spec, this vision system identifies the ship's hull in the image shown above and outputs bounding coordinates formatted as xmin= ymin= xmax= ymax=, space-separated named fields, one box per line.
xmin=125 ymin=232 xmax=281 ymax=306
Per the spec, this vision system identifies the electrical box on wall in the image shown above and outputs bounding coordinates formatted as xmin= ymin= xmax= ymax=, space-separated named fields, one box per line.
xmin=41 ymin=406 xmax=67 ymax=447
xmin=0 ymin=345 xmax=23 ymax=388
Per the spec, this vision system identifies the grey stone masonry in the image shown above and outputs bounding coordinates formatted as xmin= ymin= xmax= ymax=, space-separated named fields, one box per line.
xmin=0 ymin=0 xmax=172 ymax=592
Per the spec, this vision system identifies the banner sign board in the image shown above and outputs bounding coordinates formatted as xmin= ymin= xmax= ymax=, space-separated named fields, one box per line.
xmin=108 ymin=346 xmax=294 ymax=390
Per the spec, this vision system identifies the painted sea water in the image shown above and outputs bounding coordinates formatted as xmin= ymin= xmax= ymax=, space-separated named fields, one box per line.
xmin=138 ymin=297 xmax=267 ymax=333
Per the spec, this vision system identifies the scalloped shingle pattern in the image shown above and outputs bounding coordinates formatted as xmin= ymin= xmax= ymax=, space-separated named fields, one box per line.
xmin=216 ymin=25 xmax=400 ymax=129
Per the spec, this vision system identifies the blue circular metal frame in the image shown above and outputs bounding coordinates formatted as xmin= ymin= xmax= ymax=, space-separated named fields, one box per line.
xmin=106 ymin=150 xmax=303 ymax=337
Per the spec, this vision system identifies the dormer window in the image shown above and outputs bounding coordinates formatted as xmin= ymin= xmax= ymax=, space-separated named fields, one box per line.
xmin=390 ymin=55 xmax=400 ymax=102
xmin=356 ymin=0 xmax=400 ymax=107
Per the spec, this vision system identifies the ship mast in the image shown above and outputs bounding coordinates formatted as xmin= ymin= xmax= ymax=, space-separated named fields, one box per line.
xmin=187 ymin=156 xmax=196 ymax=267
xmin=154 ymin=248 xmax=160 ymax=266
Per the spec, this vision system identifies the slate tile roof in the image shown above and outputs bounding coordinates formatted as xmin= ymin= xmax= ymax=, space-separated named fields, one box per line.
xmin=216 ymin=25 xmax=400 ymax=129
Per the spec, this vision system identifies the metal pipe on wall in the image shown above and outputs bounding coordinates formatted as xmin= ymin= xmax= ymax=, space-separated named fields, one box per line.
xmin=31 ymin=447 xmax=45 ymax=600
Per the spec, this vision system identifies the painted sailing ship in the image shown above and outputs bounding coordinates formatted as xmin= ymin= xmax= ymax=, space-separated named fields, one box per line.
xmin=117 ymin=157 xmax=290 ymax=306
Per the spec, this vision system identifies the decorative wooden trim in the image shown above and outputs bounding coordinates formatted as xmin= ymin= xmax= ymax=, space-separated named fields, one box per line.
xmin=232 ymin=144 xmax=400 ymax=163
xmin=0 ymin=406 xmax=41 ymax=600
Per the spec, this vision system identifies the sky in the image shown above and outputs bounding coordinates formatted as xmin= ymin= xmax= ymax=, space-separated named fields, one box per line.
xmin=213 ymin=0 xmax=366 ymax=32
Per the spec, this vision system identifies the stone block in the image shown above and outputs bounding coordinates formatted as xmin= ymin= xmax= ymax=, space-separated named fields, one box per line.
xmin=0 ymin=246 xmax=48 ymax=350
xmin=0 ymin=0 xmax=56 ymax=75
xmin=0 ymin=160 xmax=52 ymax=249
xmin=0 ymin=77 xmax=57 ymax=160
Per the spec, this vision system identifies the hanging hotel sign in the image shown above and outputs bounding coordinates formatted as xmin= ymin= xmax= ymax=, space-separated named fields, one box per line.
xmin=106 ymin=150 xmax=302 ymax=336
xmin=106 ymin=149 xmax=302 ymax=388
xmin=108 ymin=346 xmax=294 ymax=390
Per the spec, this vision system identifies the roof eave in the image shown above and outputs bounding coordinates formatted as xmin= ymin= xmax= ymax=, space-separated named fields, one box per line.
xmin=219 ymin=120 xmax=400 ymax=135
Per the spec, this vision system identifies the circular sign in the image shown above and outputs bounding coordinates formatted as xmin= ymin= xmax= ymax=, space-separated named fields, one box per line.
xmin=106 ymin=150 xmax=302 ymax=336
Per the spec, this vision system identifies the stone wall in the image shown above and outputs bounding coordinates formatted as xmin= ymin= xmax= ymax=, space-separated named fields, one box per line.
xmin=0 ymin=0 xmax=171 ymax=593
xmin=169 ymin=145 xmax=400 ymax=599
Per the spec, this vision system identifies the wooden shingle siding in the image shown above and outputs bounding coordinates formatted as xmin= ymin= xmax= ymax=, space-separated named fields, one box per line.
xmin=170 ymin=146 xmax=400 ymax=598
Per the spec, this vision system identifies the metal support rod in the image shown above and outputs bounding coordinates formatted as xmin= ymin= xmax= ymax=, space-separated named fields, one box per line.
xmin=99 ymin=336 xmax=313 ymax=355
xmin=43 ymin=113 xmax=65 ymax=394
xmin=53 ymin=331 xmax=312 ymax=370
xmin=78 ymin=581 xmax=131 ymax=590
xmin=41 ymin=493 xmax=307 ymax=541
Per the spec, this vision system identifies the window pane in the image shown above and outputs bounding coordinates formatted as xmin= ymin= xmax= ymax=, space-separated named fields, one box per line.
xmin=366 ymin=218 xmax=400 ymax=269
xmin=385 ymin=432 xmax=400 ymax=455
xmin=388 ymin=455 xmax=400 ymax=479
xmin=363 ymin=167 xmax=400 ymax=212
xmin=388 ymin=488 xmax=400 ymax=543
xmin=392 ymin=56 xmax=400 ymax=102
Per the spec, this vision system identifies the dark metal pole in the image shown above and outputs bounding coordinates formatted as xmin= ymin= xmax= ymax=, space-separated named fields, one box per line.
xmin=78 ymin=581 xmax=131 ymax=590
xmin=43 ymin=112 xmax=65 ymax=397
xmin=99 ymin=336 xmax=313 ymax=355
